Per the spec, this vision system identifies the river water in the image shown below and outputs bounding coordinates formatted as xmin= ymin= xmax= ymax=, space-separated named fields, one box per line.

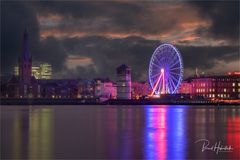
xmin=1 ymin=105 xmax=240 ymax=159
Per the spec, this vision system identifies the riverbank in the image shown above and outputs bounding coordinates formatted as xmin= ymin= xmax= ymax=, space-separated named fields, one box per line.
xmin=1 ymin=98 xmax=239 ymax=105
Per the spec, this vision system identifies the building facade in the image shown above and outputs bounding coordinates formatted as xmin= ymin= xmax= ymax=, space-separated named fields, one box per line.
xmin=131 ymin=81 xmax=151 ymax=99
xmin=178 ymin=73 xmax=240 ymax=99
xmin=116 ymin=64 xmax=132 ymax=99
xmin=17 ymin=30 xmax=38 ymax=98
xmin=14 ymin=63 xmax=52 ymax=79
xmin=94 ymin=78 xmax=117 ymax=100
xmin=38 ymin=79 xmax=78 ymax=99
xmin=177 ymin=80 xmax=192 ymax=94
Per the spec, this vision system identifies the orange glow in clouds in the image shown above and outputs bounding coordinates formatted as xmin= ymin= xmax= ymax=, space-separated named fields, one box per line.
xmin=65 ymin=55 xmax=93 ymax=69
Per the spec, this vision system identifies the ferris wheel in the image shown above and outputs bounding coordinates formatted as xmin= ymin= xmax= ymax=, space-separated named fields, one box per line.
xmin=148 ymin=43 xmax=183 ymax=96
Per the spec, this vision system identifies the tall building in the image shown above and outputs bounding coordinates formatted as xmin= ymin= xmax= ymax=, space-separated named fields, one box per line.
xmin=18 ymin=29 xmax=34 ymax=98
xmin=14 ymin=63 xmax=52 ymax=79
xmin=19 ymin=29 xmax=32 ymax=84
xmin=116 ymin=64 xmax=131 ymax=99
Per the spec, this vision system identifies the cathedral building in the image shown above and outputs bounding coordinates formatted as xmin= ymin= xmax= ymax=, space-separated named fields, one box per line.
xmin=7 ymin=29 xmax=38 ymax=98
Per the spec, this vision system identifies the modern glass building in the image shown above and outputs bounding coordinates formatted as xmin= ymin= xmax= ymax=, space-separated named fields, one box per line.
xmin=14 ymin=63 xmax=52 ymax=79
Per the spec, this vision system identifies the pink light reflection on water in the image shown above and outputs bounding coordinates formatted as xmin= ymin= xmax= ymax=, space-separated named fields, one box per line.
xmin=145 ymin=106 xmax=167 ymax=159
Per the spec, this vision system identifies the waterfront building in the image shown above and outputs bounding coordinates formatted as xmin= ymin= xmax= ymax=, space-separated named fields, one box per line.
xmin=14 ymin=63 xmax=52 ymax=79
xmin=38 ymin=79 xmax=78 ymax=99
xmin=177 ymin=80 xmax=192 ymax=94
xmin=131 ymin=81 xmax=151 ymax=99
xmin=178 ymin=72 xmax=240 ymax=99
xmin=116 ymin=64 xmax=132 ymax=99
xmin=77 ymin=80 xmax=95 ymax=99
xmin=94 ymin=78 xmax=117 ymax=100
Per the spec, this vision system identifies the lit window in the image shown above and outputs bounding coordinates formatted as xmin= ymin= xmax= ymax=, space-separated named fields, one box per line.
xmin=238 ymin=83 xmax=240 ymax=87
xmin=209 ymin=94 xmax=211 ymax=98
xmin=212 ymin=94 xmax=215 ymax=98
xmin=233 ymin=83 xmax=235 ymax=87
xmin=233 ymin=88 xmax=235 ymax=92
xmin=224 ymin=88 xmax=226 ymax=92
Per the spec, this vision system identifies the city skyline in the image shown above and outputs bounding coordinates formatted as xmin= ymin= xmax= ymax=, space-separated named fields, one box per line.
xmin=1 ymin=1 xmax=239 ymax=81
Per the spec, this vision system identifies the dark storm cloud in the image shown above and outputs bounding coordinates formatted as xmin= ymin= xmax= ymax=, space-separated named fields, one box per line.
xmin=1 ymin=1 xmax=39 ymax=74
xmin=32 ymin=1 xmax=149 ymax=33
xmin=0 ymin=1 xmax=67 ymax=74
xmin=60 ymin=36 xmax=160 ymax=81
xmin=178 ymin=45 xmax=239 ymax=70
xmin=190 ymin=1 xmax=239 ymax=41
xmin=37 ymin=37 xmax=67 ymax=70
xmin=48 ymin=35 xmax=238 ymax=80
xmin=34 ymin=1 xmax=239 ymax=46
xmin=1 ymin=1 xmax=239 ymax=81
xmin=33 ymin=1 xmax=198 ymax=36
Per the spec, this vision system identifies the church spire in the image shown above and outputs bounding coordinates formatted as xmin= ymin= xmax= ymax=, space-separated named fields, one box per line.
xmin=23 ymin=28 xmax=30 ymax=60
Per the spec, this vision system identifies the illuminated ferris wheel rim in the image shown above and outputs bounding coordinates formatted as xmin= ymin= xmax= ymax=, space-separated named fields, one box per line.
xmin=148 ymin=43 xmax=184 ymax=95
xmin=150 ymin=43 xmax=184 ymax=75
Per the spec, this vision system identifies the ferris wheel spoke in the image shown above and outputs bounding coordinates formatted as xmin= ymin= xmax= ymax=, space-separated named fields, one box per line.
xmin=170 ymin=67 xmax=180 ymax=71
xmin=169 ymin=74 xmax=178 ymax=84
xmin=169 ymin=53 xmax=177 ymax=63
xmin=167 ymin=80 xmax=172 ymax=93
xmin=170 ymin=71 xmax=180 ymax=76
xmin=154 ymin=57 xmax=161 ymax=65
xmin=170 ymin=60 xmax=180 ymax=68
xmin=157 ymin=80 xmax=162 ymax=93
xmin=168 ymin=79 xmax=174 ymax=93
xmin=169 ymin=77 xmax=177 ymax=91
xmin=169 ymin=81 xmax=174 ymax=93
xmin=169 ymin=56 xmax=178 ymax=66
xmin=151 ymin=62 xmax=161 ymax=69
xmin=150 ymin=73 xmax=161 ymax=79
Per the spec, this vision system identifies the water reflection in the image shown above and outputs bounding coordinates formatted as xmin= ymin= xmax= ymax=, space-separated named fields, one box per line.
xmin=226 ymin=116 xmax=240 ymax=159
xmin=166 ymin=107 xmax=186 ymax=159
xmin=2 ymin=106 xmax=54 ymax=159
xmin=12 ymin=111 xmax=27 ymax=159
xmin=1 ymin=105 xmax=240 ymax=159
xmin=145 ymin=107 xmax=167 ymax=159
xmin=144 ymin=106 xmax=186 ymax=159
xmin=28 ymin=108 xmax=53 ymax=159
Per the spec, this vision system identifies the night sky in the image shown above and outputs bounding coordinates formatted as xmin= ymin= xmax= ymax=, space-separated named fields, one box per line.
xmin=1 ymin=1 xmax=239 ymax=81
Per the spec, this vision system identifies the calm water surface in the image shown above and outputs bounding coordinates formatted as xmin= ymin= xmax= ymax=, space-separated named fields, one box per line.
xmin=1 ymin=105 xmax=240 ymax=159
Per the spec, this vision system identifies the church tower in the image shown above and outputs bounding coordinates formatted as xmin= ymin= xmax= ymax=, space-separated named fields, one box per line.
xmin=19 ymin=29 xmax=32 ymax=97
